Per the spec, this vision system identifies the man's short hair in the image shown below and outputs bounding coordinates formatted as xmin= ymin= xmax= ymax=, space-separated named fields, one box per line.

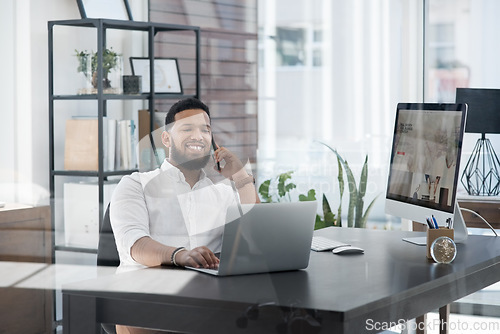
xmin=165 ymin=98 xmax=210 ymax=131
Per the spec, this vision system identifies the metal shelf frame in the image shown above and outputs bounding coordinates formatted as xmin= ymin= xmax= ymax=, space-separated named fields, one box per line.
xmin=48 ymin=18 xmax=200 ymax=256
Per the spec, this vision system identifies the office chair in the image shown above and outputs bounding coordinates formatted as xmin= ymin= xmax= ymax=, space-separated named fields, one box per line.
xmin=97 ymin=204 xmax=119 ymax=334
xmin=97 ymin=204 xmax=120 ymax=267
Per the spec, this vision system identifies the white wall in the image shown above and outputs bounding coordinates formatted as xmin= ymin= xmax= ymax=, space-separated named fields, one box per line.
xmin=0 ymin=1 xmax=16 ymax=200
xmin=0 ymin=0 xmax=80 ymax=205
xmin=0 ymin=0 xmax=147 ymax=205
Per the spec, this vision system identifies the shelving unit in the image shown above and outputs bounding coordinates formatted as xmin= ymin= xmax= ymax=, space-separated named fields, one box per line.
xmin=48 ymin=18 xmax=200 ymax=256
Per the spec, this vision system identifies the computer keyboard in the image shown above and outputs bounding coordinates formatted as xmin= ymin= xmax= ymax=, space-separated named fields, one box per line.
xmin=311 ymin=236 xmax=351 ymax=252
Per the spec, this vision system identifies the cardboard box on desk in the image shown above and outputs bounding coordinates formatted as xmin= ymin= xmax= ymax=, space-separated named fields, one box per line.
xmin=63 ymin=181 xmax=118 ymax=249
xmin=426 ymin=227 xmax=454 ymax=259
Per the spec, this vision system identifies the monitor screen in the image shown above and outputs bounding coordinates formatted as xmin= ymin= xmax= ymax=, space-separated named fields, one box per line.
xmin=385 ymin=103 xmax=467 ymax=225
xmin=455 ymin=88 xmax=500 ymax=134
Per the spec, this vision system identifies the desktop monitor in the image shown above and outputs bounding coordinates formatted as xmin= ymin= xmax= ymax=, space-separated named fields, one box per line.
xmin=385 ymin=103 xmax=468 ymax=242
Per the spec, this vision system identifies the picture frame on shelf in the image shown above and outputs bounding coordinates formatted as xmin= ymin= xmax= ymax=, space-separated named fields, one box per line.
xmin=130 ymin=57 xmax=183 ymax=94
xmin=76 ymin=0 xmax=133 ymax=21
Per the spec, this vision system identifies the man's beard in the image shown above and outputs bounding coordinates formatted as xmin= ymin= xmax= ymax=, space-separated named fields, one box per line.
xmin=170 ymin=139 xmax=211 ymax=170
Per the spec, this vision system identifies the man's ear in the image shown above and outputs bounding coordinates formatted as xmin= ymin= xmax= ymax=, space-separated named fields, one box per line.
xmin=161 ymin=130 xmax=171 ymax=148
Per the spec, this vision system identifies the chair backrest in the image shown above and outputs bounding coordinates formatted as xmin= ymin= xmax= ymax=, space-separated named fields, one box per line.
xmin=97 ymin=204 xmax=120 ymax=267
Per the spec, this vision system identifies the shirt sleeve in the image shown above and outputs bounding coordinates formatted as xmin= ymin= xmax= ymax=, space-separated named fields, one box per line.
xmin=215 ymin=179 xmax=242 ymax=214
xmin=109 ymin=173 xmax=150 ymax=265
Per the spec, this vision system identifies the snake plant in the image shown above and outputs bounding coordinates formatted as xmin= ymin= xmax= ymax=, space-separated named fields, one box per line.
xmin=320 ymin=142 xmax=379 ymax=228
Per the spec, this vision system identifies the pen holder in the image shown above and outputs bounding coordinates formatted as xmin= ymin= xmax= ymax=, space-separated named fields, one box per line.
xmin=426 ymin=227 xmax=454 ymax=260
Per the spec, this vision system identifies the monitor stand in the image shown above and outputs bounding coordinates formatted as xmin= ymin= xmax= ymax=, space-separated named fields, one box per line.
xmin=453 ymin=201 xmax=468 ymax=243
xmin=403 ymin=201 xmax=468 ymax=245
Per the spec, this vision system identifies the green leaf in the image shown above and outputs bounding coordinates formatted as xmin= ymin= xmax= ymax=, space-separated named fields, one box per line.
xmin=344 ymin=161 xmax=358 ymax=228
xmin=311 ymin=195 xmax=337 ymax=230
xmin=337 ymin=156 xmax=345 ymax=198
xmin=75 ymin=50 xmax=90 ymax=76
xmin=258 ymin=179 xmax=272 ymax=203
xmin=317 ymin=141 xmax=377 ymax=228
xmin=359 ymin=194 xmax=381 ymax=228
xmin=314 ymin=214 xmax=327 ymax=230
xmin=358 ymin=155 xmax=368 ymax=198
xmin=277 ymin=182 xmax=285 ymax=198
xmin=324 ymin=211 xmax=336 ymax=226
xmin=322 ymin=194 xmax=332 ymax=217
xmin=299 ymin=189 xmax=316 ymax=201
xmin=278 ymin=171 xmax=294 ymax=183
xmin=354 ymin=196 xmax=364 ymax=228
xmin=285 ymin=182 xmax=297 ymax=193
xmin=277 ymin=171 xmax=294 ymax=198
xmin=320 ymin=142 xmax=358 ymax=227
xmin=337 ymin=156 xmax=344 ymax=227
xmin=355 ymin=155 xmax=368 ymax=227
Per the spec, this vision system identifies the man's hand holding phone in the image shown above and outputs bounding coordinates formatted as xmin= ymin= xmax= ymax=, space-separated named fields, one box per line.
xmin=212 ymin=141 xmax=246 ymax=180
xmin=212 ymin=137 xmax=259 ymax=204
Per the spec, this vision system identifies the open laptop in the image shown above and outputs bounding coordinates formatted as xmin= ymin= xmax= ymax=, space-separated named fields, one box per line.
xmin=186 ymin=201 xmax=317 ymax=276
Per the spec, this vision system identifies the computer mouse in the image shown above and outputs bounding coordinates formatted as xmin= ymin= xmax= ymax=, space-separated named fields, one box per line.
xmin=332 ymin=246 xmax=364 ymax=254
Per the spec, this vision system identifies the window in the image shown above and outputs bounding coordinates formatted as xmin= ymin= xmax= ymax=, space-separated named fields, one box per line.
xmin=258 ymin=0 xmax=416 ymax=226
xmin=424 ymin=0 xmax=500 ymax=102
xmin=276 ymin=27 xmax=306 ymax=66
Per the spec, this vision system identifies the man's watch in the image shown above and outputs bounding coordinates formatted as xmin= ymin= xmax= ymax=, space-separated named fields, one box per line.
xmin=234 ymin=174 xmax=255 ymax=189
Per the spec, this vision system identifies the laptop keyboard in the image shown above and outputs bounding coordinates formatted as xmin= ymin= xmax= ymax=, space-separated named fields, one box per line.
xmin=311 ymin=236 xmax=350 ymax=252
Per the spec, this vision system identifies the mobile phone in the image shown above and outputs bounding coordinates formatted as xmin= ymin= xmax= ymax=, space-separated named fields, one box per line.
xmin=212 ymin=137 xmax=221 ymax=172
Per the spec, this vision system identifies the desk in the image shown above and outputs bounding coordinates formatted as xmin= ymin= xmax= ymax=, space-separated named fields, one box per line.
xmin=0 ymin=204 xmax=51 ymax=263
xmin=62 ymin=228 xmax=500 ymax=334
xmin=0 ymin=204 xmax=53 ymax=333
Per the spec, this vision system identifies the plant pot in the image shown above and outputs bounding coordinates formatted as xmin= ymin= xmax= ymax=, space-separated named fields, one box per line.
xmin=122 ymin=75 xmax=142 ymax=94
xmin=92 ymin=72 xmax=112 ymax=89
xmin=77 ymin=54 xmax=123 ymax=95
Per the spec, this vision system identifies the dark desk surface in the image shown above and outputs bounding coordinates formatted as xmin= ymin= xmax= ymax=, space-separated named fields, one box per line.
xmin=63 ymin=228 xmax=500 ymax=333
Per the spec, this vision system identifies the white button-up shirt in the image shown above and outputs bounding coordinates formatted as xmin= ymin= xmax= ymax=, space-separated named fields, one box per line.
xmin=110 ymin=160 xmax=237 ymax=267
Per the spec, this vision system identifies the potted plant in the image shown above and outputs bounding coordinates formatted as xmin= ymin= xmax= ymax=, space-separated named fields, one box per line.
xmin=75 ymin=48 xmax=122 ymax=93
xmin=258 ymin=170 xmax=337 ymax=230
xmin=257 ymin=145 xmax=379 ymax=230
xmin=318 ymin=142 xmax=379 ymax=228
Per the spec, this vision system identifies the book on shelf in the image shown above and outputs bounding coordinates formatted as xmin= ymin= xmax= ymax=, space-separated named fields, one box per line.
xmin=138 ymin=109 xmax=162 ymax=140
xmin=119 ymin=120 xmax=131 ymax=169
xmin=130 ymin=119 xmax=138 ymax=169
xmin=107 ymin=119 xmax=117 ymax=171
xmin=64 ymin=117 xmax=137 ymax=171
xmin=138 ymin=109 xmax=166 ymax=170
xmin=64 ymin=118 xmax=99 ymax=171
xmin=117 ymin=119 xmax=137 ymax=170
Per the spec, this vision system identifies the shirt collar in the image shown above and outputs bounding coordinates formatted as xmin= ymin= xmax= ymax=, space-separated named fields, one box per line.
xmin=160 ymin=159 xmax=208 ymax=184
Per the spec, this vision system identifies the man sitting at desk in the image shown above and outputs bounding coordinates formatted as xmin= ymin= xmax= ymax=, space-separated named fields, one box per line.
xmin=111 ymin=97 xmax=259 ymax=271
xmin=110 ymin=98 xmax=259 ymax=333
